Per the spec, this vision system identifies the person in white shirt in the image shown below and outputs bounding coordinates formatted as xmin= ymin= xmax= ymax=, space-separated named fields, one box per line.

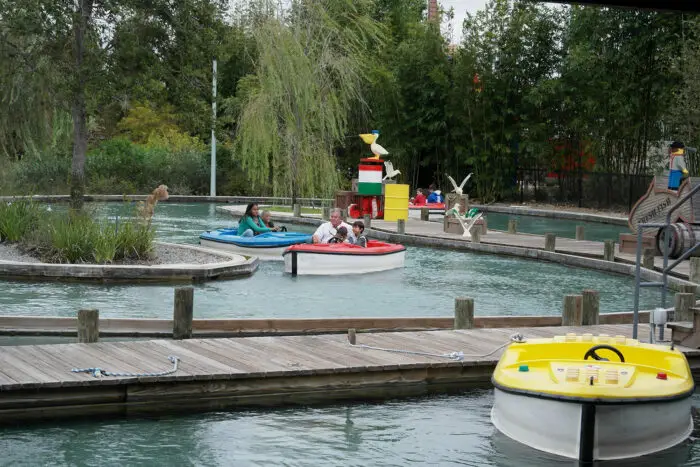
xmin=312 ymin=208 xmax=356 ymax=244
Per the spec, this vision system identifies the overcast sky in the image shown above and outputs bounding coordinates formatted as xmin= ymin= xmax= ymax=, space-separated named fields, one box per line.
xmin=442 ymin=0 xmax=489 ymax=44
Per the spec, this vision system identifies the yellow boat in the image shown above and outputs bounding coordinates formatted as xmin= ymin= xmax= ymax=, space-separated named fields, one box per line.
xmin=491 ymin=333 xmax=694 ymax=462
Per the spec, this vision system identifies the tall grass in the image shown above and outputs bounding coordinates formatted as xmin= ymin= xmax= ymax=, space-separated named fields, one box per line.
xmin=0 ymin=200 xmax=42 ymax=242
xmin=1 ymin=201 xmax=156 ymax=264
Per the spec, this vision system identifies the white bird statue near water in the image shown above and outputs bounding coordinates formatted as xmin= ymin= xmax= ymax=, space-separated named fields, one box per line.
xmin=359 ymin=130 xmax=389 ymax=160
xmin=383 ymin=161 xmax=401 ymax=181
xmin=447 ymin=173 xmax=473 ymax=196
xmin=446 ymin=203 xmax=483 ymax=239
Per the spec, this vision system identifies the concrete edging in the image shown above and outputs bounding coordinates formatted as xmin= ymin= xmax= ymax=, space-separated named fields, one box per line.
xmin=0 ymin=241 xmax=258 ymax=283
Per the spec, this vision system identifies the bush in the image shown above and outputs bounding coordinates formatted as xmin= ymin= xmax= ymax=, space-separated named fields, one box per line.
xmin=2 ymin=202 xmax=156 ymax=264
xmin=0 ymin=200 xmax=42 ymax=242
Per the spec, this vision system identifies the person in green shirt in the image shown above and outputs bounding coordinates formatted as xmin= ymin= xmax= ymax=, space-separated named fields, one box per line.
xmin=238 ymin=203 xmax=279 ymax=237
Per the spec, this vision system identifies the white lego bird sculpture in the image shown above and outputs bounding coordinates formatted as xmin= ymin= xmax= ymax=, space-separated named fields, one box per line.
xmin=446 ymin=203 xmax=483 ymax=239
xmin=383 ymin=160 xmax=401 ymax=181
xmin=447 ymin=173 xmax=473 ymax=196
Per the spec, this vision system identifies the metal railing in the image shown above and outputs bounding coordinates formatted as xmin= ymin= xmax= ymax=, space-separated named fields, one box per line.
xmin=632 ymin=182 xmax=700 ymax=340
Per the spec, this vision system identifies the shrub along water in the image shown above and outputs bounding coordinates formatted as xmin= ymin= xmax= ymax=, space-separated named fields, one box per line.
xmin=0 ymin=200 xmax=156 ymax=264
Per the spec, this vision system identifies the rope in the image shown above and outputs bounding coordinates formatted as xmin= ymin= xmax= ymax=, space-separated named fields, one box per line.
xmin=349 ymin=333 xmax=526 ymax=362
xmin=71 ymin=355 xmax=180 ymax=378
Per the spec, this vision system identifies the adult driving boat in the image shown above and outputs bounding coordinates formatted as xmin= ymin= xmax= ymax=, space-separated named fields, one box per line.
xmin=199 ymin=203 xmax=311 ymax=260
xmin=199 ymin=228 xmax=311 ymax=261
xmin=490 ymin=333 xmax=694 ymax=462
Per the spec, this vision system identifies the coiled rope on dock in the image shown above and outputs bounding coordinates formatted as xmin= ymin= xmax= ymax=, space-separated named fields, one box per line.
xmin=71 ymin=355 xmax=180 ymax=378
xmin=348 ymin=333 xmax=526 ymax=361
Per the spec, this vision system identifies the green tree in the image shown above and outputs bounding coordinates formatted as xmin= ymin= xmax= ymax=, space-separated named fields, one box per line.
xmin=233 ymin=0 xmax=385 ymax=201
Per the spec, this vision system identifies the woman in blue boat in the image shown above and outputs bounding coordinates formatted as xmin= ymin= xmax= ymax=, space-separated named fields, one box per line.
xmin=238 ymin=203 xmax=279 ymax=237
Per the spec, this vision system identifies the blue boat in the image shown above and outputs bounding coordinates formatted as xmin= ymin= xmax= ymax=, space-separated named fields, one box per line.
xmin=199 ymin=228 xmax=312 ymax=261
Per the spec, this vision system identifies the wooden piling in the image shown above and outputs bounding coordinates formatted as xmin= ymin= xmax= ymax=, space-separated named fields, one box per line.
xmin=575 ymin=225 xmax=585 ymax=241
xmin=322 ymin=207 xmax=330 ymax=221
xmin=603 ymin=240 xmax=615 ymax=262
xmin=562 ymin=294 xmax=583 ymax=326
xmin=173 ymin=286 xmax=194 ymax=340
xmin=363 ymin=214 xmax=372 ymax=229
xmin=679 ymin=284 xmax=697 ymax=296
xmin=454 ymin=297 xmax=474 ymax=329
xmin=508 ymin=219 xmax=517 ymax=234
xmin=675 ymin=293 xmax=695 ymax=322
xmin=397 ymin=219 xmax=406 ymax=234
xmin=471 ymin=226 xmax=481 ymax=243
xmin=420 ymin=208 xmax=429 ymax=221
xmin=691 ymin=258 xmax=700 ymax=284
xmin=581 ymin=290 xmax=600 ymax=325
xmin=481 ymin=218 xmax=488 ymax=235
xmin=544 ymin=233 xmax=556 ymax=252
xmin=77 ymin=309 xmax=99 ymax=343
xmin=642 ymin=248 xmax=655 ymax=270
xmin=348 ymin=328 xmax=357 ymax=345
xmin=293 ymin=204 xmax=301 ymax=217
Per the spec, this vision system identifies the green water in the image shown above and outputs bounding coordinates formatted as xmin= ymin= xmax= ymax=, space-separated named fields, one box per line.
xmin=0 ymin=203 xmax=691 ymax=465
xmin=2 ymin=390 xmax=699 ymax=466
xmin=483 ymin=212 xmax=629 ymax=243
xmin=0 ymin=203 xmax=665 ymax=319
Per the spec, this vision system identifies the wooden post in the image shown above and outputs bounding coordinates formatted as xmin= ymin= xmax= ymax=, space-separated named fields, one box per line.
xmin=293 ymin=203 xmax=301 ymax=217
xmin=675 ymin=293 xmax=695 ymax=322
xmin=420 ymin=208 xmax=429 ymax=221
xmin=508 ymin=219 xmax=517 ymax=234
xmin=576 ymin=225 xmax=584 ymax=241
xmin=173 ymin=286 xmax=194 ymax=339
xmin=544 ymin=233 xmax=556 ymax=252
xmin=690 ymin=258 xmax=700 ymax=284
xmin=77 ymin=309 xmax=99 ymax=343
xmin=562 ymin=294 xmax=583 ymax=326
xmin=581 ymin=290 xmax=600 ymax=325
xmin=363 ymin=214 xmax=371 ymax=229
xmin=322 ymin=207 xmax=330 ymax=221
xmin=348 ymin=328 xmax=356 ymax=345
xmin=397 ymin=219 xmax=406 ymax=234
xmin=471 ymin=226 xmax=481 ymax=243
xmin=454 ymin=297 xmax=474 ymax=329
xmin=481 ymin=218 xmax=488 ymax=235
xmin=642 ymin=248 xmax=655 ymax=269
xmin=603 ymin=240 xmax=615 ymax=262
xmin=679 ymin=284 xmax=697 ymax=296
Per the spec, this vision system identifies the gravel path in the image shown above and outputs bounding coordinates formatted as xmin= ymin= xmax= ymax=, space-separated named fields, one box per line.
xmin=0 ymin=242 xmax=230 ymax=265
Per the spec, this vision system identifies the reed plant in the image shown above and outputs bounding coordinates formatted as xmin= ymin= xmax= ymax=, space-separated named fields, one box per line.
xmin=0 ymin=200 xmax=42 ymax=242
xmin=1 ymin=200 xmax=156 ymax=264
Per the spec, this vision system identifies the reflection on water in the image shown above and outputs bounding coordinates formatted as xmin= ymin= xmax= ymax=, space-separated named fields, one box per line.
xmin=1 ymin=390 xmax=699 ymax=466
xmin=0 ymin=203 xmax=665 ymax=319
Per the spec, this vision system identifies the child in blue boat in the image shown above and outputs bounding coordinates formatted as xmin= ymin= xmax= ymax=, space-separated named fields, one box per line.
xmin=238 ymin=203 xmax=279 ymax=237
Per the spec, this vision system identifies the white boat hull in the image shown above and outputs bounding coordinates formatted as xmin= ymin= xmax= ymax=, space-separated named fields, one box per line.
xmin=200 ymin=239 xmax=286 ymax=261
xmin=284 ymin=249 xmax=405 ymax=275
xmin=491 ymin=388 xmax=693 ymax=461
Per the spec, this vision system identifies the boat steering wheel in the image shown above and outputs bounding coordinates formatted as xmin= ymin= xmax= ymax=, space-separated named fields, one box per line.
xmin=583 ymin=344 xmax=625 ymax=363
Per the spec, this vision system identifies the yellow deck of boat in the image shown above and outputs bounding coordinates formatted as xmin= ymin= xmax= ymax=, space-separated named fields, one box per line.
xmin=493 ymin=333 xmax=695 ymax=400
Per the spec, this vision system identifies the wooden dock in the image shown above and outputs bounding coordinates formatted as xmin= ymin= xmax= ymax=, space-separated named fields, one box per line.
xmin=1 ymin=323 xmax=697 ymax=424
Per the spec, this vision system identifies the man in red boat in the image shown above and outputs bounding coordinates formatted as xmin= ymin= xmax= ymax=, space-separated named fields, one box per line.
xmin=312 ymin=208 xmax=356 ymax=244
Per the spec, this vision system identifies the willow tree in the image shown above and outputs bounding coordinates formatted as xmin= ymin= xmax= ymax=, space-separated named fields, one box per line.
xmin=234 ymin=0 xmax=385 ymax=201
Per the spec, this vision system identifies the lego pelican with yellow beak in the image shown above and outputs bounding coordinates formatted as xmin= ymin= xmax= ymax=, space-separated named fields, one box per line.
xmin=359 ymin=130 xmax=389 ymax=160
xmin=668 ymin=141 xmax=689 ymax=190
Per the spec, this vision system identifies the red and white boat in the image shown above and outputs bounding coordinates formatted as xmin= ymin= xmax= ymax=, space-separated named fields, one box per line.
xmin=283 ymin=240 xmax=406 ymax=275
